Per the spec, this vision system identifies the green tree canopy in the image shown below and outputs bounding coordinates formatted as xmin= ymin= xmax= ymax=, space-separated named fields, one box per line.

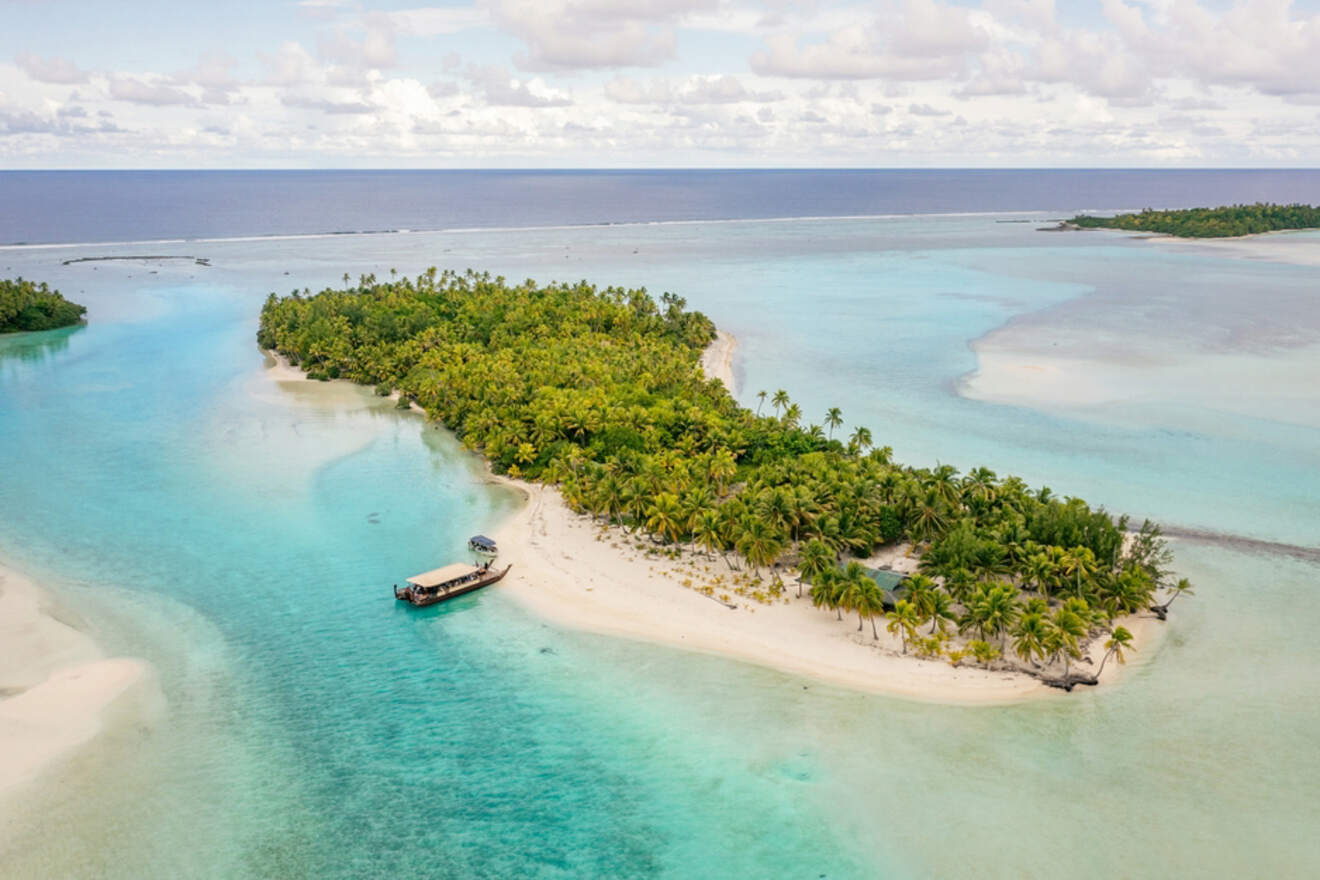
xmin=1071 ymin=203 xmax=1320 ymax=238
xmin=1 ymin=278 xmax=87 ymax=333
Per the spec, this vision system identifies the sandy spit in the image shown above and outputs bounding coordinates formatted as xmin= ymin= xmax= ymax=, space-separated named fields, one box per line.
xmin=699 ymin=330 xmax=738 ymax=395
xmin=0 ymin=565 xmax=162 ymax=796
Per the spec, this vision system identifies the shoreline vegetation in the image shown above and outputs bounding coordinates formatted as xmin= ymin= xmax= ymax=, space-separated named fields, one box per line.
xmin=258 ymin=269 xmax=1191 ymax=698
xmin=1 ymin=278 xmax=86 ymax=333
xmin=1065 ymin=202 xmax=1320 ymax=238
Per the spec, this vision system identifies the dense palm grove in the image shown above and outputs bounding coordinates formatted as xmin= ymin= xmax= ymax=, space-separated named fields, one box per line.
xmin=259 ymin=269 xmax=1186 ymax=687
xmin=1071 ymin=202 xmax=1320 ymax=238
xmin=1 ymin=278 xmax=86 ymax=333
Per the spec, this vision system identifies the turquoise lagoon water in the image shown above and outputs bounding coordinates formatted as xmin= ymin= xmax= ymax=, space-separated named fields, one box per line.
xmin=2 ymin=215 xmax=1318 ymax=878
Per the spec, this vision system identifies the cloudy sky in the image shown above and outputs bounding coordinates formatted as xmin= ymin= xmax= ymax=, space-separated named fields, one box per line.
xmin=3 ymin=0 xmax=1320 ymax=167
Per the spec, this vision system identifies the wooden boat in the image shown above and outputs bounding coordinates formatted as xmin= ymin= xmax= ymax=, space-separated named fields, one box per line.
xmin=393 ymin=562 xmax=512 ymax=607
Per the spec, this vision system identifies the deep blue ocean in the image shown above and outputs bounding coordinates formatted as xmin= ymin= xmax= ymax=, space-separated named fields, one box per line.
xmin=3 ymin=171 xmax=1319 ymax=878
xmin=5 ymin=168 xmax=1320 ymax=245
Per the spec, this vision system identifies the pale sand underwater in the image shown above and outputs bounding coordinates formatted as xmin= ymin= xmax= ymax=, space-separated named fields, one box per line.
xmin=1140 ymin=227 xmax=1320 ymax=268
xmin=958 ymin=228 xmax=1320 ymax=431
xmin=0 ymin=565 xmax=163 ymax=797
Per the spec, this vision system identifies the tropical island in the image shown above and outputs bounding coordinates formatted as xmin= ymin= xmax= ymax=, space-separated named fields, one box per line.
xmin=1 ymin=278 xmax=87 ymax=333
xmin=258 ymin=269 xmax=1190 ymax=695
xmin=1069 ymin=202 xmax=1320 ymax=238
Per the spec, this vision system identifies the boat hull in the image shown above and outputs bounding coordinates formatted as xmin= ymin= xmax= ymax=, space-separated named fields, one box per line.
xmin=394 ymin=565 xmax=512 ymax=607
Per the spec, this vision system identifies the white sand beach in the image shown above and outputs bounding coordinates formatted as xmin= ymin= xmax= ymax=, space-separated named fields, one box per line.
xmin=699 ymin=329 xmax=738 ymax=394
xmin=0 ymin=565 xmax=161 ymax=796
xmin=490 ymin=478 xmax=1161 ymax=705
xmin=490 ymin=482 xmax=1045 ymax=703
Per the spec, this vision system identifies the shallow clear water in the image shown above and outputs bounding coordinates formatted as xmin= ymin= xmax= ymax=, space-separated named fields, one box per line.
xmin=2 ymin=212 xmax=1318 ymax=878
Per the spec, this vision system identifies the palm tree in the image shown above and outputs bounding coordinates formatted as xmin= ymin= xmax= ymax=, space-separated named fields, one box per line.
xmin=1043 ymin=545 xmax=1070 ymax=593
xmin=943 ymin=568 xmax=976 ymax=606
xmin=854 ymin=581 xmax=885 ymax=639
xmin=708 ymin=448 xmax=738 ymax=496
xmin=787 ymin=485 xmax=819 ymax=545
xmin=907 ymin=488 xmax=951 ymax=545
xmin=837 ymin=574 xmax=864 ymax=631
xmin=1048 ymin=604 xmax=1088 ymax=679
xmin=1061 ymin=596 xmax=1096 ymax=627
xmin=809 ymin=568 xmax=841 ymax=618
xmin=796 ymin=538 xmax=834 ymax=599
xmin=1011 ymin=611 xmax=1051 ymax=668
xmin=904 ymin=574 xmax=937 ymax=627
xmin=645 ymin=492 xmax=685 ymax=544
xmin=771 ymin=389 xmax=790 ymax=417
xmin=980 ymin=583 xmax=1020 ymax=649
xmin=691 ymin=509 xmax=724 ymax=559
xmin=824 ymin=407 xmax=844 ymax=440
xmin=960 ymin=466 xmax=998 ymax=505
xmin=1095 ymin=567 xmax=1152 ymax=620
xmin=827 ymin=571 xmax=850 ymax=620
xmin=1025 ymin=553 xmax=1055 ymax=598
xmin=848 ymin=426 xmax=872 ymax=454
xmin=1061 ymin=546 xmax=1098 ymax=599
xmin=886 ymin=600 xmax=921 ymax=653
xmin=1150 ymin=577 xmax=1194 ymax=620
xmin=621 ymin=479 xmax=649 ymax=533
xmin=758 ymin=487 xmax=793 ymax=536
xmin=755 ymin=390 xmax=767 ymax=416
xmin=838 ymin=563 xmax=872 ymax=631
xmin=1021 ymin=596 xmax=1050 ymax=617
xmin=926 ymin=463 xmax=961 ymax=509
xmin=736 ymin=518 xmax=784 ymax=579
xmin=1095 ymin=626 xmax=1135 ymax=678
xmin=595 ymin=476 xmax=625 ymax=526
xmin=925 ymin=590 xmax=957 ymax=635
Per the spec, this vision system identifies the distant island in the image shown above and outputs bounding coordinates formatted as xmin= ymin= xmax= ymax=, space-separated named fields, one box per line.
xmin=259 ymin=270 xmax=1191 ymax=692
xmin=1 ymin=278 xmax=87 ymax=333
xmin=1070 ymin=202 xmax=1320 ymax=238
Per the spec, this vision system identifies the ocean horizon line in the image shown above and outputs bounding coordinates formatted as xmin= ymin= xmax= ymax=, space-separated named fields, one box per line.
xmin=5 ymin=166 xmax=1320 ymax=173
xmin=0 ymin=207 xmax=1141 ymax=251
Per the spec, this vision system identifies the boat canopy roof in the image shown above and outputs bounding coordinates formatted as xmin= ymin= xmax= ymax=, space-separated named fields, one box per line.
xmin=469 ymin=535 xmax=497 ymax=549
xmin=407 ymin=563 xmax=479 ymax=588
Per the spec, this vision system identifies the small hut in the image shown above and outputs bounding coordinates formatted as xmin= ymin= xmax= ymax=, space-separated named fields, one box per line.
xmin=468 ymin=534 xmax=498 ymax=555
